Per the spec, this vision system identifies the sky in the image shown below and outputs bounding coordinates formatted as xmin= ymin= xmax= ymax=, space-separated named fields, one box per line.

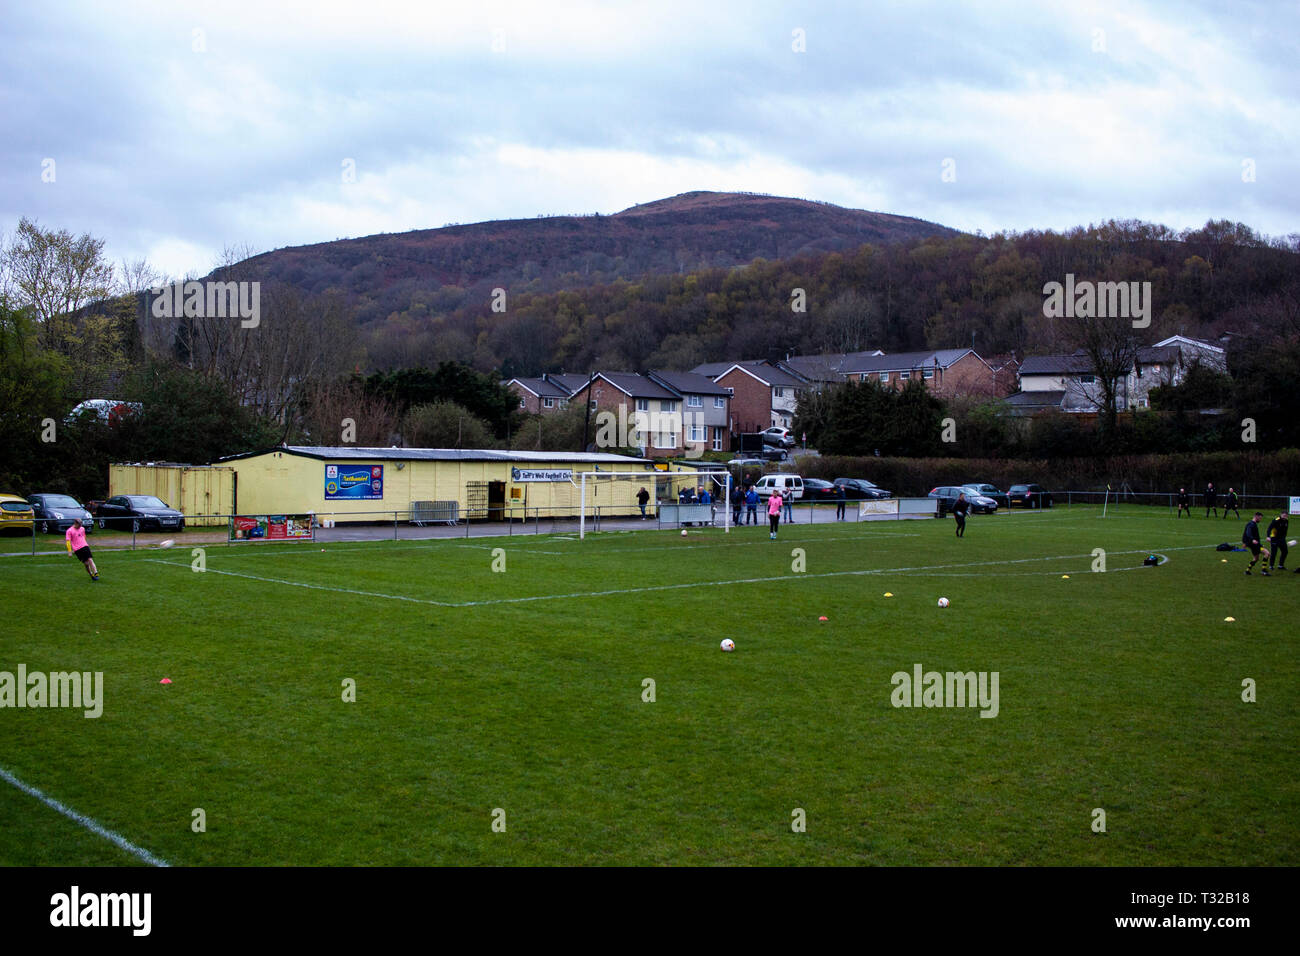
xmin=3 ymin=0 xmax=1297 ymax=279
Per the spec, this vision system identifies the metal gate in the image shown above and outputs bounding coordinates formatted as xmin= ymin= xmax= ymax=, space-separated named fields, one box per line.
xmin=465 ymin=481 xmax=489 ymax=520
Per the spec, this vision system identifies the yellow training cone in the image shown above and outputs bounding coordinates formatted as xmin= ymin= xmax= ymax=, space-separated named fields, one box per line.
xmin=1061 ymin=574 xmax=1070 ymax=579
xmin=1224 ymin=617 xmax=1235 ymax=622
xmin=883 ymin=592 xmax=893 ymax=598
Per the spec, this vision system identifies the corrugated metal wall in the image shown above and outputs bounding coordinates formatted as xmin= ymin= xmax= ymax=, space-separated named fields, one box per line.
xmin=108 ymin=465 xmax=235 ymax=526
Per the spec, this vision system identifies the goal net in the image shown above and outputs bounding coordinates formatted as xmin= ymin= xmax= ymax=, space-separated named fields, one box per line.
xmin=576 ymin=469 xmax=734 ymax=538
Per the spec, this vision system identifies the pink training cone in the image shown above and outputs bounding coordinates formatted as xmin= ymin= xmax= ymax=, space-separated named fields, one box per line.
xmin=818 ymin=616 xmax=828 ymax=621
xmin=159 ymin=678 xmax=172 ymax=684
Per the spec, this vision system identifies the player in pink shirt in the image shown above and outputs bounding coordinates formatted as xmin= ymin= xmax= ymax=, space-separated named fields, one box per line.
xmin=65 ymin=519 xmax=99 ymax=581
xmin=768 ymin=490 xmax=782 ymax=539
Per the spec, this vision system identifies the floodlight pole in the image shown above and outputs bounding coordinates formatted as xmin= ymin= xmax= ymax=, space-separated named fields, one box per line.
xmin=580 ymin=472 xmax=586 ymax=540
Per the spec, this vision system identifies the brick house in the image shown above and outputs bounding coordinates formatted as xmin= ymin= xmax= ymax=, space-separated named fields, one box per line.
xmin=503 ymin=377 xmax=570 ymax=415
xmin=700 ymin=361 xmax=807 ymax=433
xmin=567 ymin=372 xmax=685 ymax=456
xmin=839 ymin=349 xmax=999 ymax=397
xmin=646 ymin=369 xmax=732 ymax=453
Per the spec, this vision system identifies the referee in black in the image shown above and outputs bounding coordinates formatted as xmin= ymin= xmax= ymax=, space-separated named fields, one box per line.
xmin=1175 ymin=487 xmax=1191 ymax=517
xmin=1223 ymin=486 xmax=1241 ymax=520
xmin=1204 ymin=481 xmax=1218 ymax=518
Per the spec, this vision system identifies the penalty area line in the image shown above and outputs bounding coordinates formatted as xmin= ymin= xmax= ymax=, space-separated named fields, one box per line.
xmin=0 ymin=764 xmax=170 ymax=867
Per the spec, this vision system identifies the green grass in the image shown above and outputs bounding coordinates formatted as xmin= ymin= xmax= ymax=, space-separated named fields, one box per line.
xmin=2 ymin=507 xmax=1296 ymax=865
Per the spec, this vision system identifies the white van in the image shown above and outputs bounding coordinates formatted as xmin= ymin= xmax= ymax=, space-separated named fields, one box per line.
xmin=753 ymin=474 xmax=804 ymax=500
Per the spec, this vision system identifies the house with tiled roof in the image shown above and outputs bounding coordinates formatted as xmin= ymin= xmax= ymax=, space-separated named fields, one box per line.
xmin=503 ymin=377 xmax=571 ymax=415
xmin=840 ymin=348 xmax=998 ymax=396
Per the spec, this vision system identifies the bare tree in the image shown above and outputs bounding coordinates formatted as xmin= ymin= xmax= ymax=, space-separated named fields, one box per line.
xmin=1069 ymin=311 xmax=1140 ymax=436
xmin=299 ymin=378 xmax=398 ymax=446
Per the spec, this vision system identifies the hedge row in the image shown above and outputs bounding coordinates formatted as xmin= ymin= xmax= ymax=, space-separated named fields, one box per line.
xmin=790 ymin=449 xmax=1300 ymax=498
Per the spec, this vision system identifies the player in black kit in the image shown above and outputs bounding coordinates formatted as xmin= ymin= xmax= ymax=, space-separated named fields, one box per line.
xmin=1175 ymin=487 xmax=1191 ymax=517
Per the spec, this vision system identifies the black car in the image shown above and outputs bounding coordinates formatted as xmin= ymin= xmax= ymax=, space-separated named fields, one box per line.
xmin=94 ymin=495 xmax=186 ymax=532
xmin=801 ymin=478 xmax=840 ymax=501
xmin=833 ymin=477 xmax=892 ymax=500
xmin=929 ymin=486 xmax=998 ymax=515
xmin=1008 ymin=484 xmax=1053 ymax=509
xmin=27 ymin=493 xmax=96 ymax=534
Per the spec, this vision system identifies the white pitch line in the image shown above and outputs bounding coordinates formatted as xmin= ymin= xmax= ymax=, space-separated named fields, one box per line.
xmin=145 ymin=545 xmax=1205 ymax=609
xmin=0 ymin=764 xmax=170 ymax=867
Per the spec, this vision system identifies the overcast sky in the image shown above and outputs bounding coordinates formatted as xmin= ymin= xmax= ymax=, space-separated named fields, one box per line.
xmin=3 ymin=0 xmax=1296 ymax=279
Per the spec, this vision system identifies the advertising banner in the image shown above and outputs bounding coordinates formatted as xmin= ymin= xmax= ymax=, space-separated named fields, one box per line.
xmin=511 ymin=468 xmax=573 ymax=482
xmin=230 ymin=514 xmax=315 ymax=542
xmin=325 ymin=464 xmax=383 ymax=499
xmin=859 ymin=499 xmax=900 ymax=517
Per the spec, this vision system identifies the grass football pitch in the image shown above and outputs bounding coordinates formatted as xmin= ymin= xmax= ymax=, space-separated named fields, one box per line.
xmin=2 ymin=505 xmax=1296 ymax=866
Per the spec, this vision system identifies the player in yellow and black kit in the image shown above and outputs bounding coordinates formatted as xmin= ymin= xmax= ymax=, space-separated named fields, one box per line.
xmin=1266 ymin=513 xmax=1289 ymax=572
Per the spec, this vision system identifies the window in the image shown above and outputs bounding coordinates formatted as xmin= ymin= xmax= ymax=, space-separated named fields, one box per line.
xmin=714 ymin=396 xmax=726 ymax=408
xmin=1079 ymin=374 xmax=1095 ymax=385
xmin=518 ymin=397 xmax=527 ymax=408
xmin=899 ymin=371 xmax=910 ymax=381
xmin=774 ymin=387 xmax=785 ymax=397
xmin=542 ymin=397 xmax=554 ymax=409
xmin=713 ymin=427 xmax=723 ymax=451
xmin=589 ymin=399 xmax=598 ymax=410
xmin=879 ymin=372 xmax=889 ymax=383
xmin=922 ymin=368 xmax=935 ymax=380
xmin=653 ymin=428 xmax=678 ymax=449
xmin=660 ymin=400 xmax=676 ymax=412
xmin=687 ymin=395 xmax=702 ymax=407
xmin=688 ymin=425 xmax=706 ymax=443
xmin=636 ymin=398 xmax=649 ymax=412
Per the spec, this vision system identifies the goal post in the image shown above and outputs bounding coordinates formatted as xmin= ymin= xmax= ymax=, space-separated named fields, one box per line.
xmin=577 ymin=469 xmax=734 ymax=539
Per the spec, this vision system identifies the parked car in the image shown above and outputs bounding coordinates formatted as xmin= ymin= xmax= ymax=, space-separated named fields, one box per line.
xmin=833 ymin=477 xmax=893 ymax=500
xmin=1008 ymin=483 xmax=1053 ymax=509
xmin=759 ymin=427 xmax=796 ymax=448
xmin=27 ymin=493 xmax=96 ymax=534
xmin=801 ymin=478 xmax=840 ymax=501
xmin=0 ymin=494 xmax=35 ymax=534
xmin=929 ymin=486 xmax=998 ymax=515
xmin=94 ymin=495 xmax=186 ymax=532
xmin=753 ymin=474 xmax=804 ymax=500
xmin=961 ymin=483 xmax=1009 ymax=510
xmin=761 ymin=445 xmax=790 ymax=461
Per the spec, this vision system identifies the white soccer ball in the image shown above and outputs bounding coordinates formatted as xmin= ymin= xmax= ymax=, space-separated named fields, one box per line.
xmin=159 ymin=539 xmax=175 ymax=549
xmin=720 ymin=639 xmax=736 ymax=652
xmin=937 ymin=597 xmax=950 ymax=608
xmin=681 ymin=529 xmax=688 ymax=537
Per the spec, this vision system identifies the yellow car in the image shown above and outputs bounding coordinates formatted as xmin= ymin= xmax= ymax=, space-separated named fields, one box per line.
xmin=0 ymin=494 xmax=35 ymax=534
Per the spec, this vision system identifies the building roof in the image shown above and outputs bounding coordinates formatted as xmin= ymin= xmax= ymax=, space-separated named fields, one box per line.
xmin=543 ymin=373 xmax=592 ymax=395
xmin=841 ymin=349 xmax=976 ymax=374
xmin=1004 ymin=390 xmax=1066 ymax=408
xmin=1153 ymin=334 xmax=1225 ymax=354
xmin=1136 ymin=345 xmax=1180 ymax=366
xmin=778 ymin=351 xmax=884 ymax=383
xmin=1018 ymin=352 xmax=1095 ymax=375
xmin=576 ymin=372 xmax=679 ymax=400
xmin=647 ymin=369 xmax=732 ymax=396
xmin=504 ymin=377 xmax=569 ymax=398
xmin=691 ymin=359 xmax=765 ymax=379
xmin=218 ymin=446 xmax=651 ymax=464
xmin=714 ymin=361 xmax=806 ymax=388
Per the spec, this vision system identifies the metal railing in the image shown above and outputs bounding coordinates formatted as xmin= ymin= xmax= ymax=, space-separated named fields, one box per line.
xmin=8 ymin=491 xmax=1293 ymax=555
